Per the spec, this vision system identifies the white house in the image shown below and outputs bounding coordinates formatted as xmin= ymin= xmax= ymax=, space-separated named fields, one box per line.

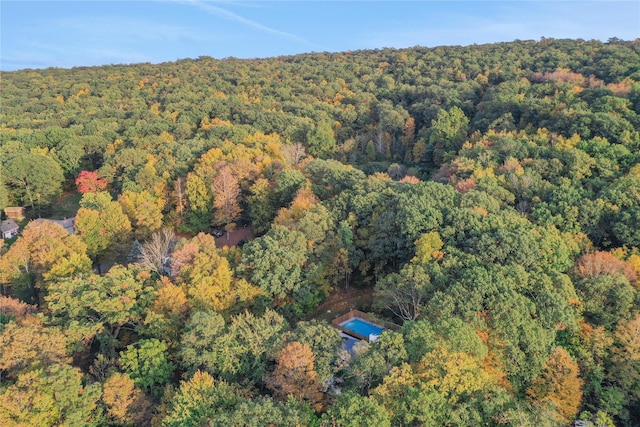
xmin=1 ymin=219 xmax=20 ymax=239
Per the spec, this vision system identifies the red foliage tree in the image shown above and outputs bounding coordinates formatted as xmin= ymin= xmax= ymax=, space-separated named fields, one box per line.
xmin=75 ymin=171 xmax=108 ymax=194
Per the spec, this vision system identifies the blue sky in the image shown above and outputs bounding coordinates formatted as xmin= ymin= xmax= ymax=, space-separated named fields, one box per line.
xmin=1 ymin=1 xmax=639 ymax=71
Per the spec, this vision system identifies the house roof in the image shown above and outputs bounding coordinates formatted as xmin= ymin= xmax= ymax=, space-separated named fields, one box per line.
xmin=33 ymin=217 xmax=76 ymax=235
xmin=1 ymin=219 xmax=20 ymax=233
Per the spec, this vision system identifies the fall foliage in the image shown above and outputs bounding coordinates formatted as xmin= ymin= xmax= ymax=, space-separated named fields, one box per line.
xmin=0 ymin=38 xmax=639 ymax=425
xmin=266 ymin=341 xmax=323 ymax=407
xmin=527 ymin=347 xmax=583 ymax=423
xmin=75 ymin=171 xmax=108 ymax=194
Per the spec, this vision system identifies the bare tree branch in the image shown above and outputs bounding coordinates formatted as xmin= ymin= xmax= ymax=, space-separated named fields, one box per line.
xmin=138 ymin=228 xmax=177 ymax=276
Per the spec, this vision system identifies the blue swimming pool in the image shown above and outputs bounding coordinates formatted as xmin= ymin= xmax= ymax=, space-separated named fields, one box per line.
xmin=340 ymin=317 xmax=385 ymax=338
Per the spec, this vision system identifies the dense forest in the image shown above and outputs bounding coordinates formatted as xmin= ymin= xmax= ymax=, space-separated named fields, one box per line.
xmin=1 ymin=38 xmax=639 ymax=426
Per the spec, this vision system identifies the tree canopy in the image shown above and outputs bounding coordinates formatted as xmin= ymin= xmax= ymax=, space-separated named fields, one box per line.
xmin=1 ymin=38 xmax=639 ymax=425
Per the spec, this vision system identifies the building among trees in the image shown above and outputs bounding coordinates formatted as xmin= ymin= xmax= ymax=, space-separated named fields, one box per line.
xmin=1 ymin=219 xmax=19 ymax=239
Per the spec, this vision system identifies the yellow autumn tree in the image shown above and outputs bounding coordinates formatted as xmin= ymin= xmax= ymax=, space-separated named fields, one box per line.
xmin=412 ymin=231 xmax=444 ymax=264
xmin=0 ymin=220 xmax=91 ymax=300
xmin=102 ymin=372 xmax=153 ymax=426
xmin=266 ymin=341 xmax=323 ymax=408
xmin=144 ymin=277 xmax=190 ymax=348
xmin=371 ymin=344 xmax=496 ymax=425
xmin=274 ymin=187 xmax=318 ymax=229
xmin=118 ymin=190 xmax=164 ymax=240
xmin=150 ymin=277 xmax=189 ymax=319
xmin=172 ymin=233 xmax=259 ymax=312
xmin=417 ymin=345 xmax=491 ymax=404
xmin=0 ymin=317 xmax=71 ymax=379
xmin=527 ymin=346 xmax=583 ymax=423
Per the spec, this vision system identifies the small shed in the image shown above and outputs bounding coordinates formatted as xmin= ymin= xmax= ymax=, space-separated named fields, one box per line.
xmin=1 ymin=219 xmax=20 ymax=239
xmin=4 ymin=207 xmax=25 ymax=220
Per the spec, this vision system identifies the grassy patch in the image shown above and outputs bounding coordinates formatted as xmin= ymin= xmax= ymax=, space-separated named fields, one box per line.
xmin=46 ymin=192 xmax=82 ymax=219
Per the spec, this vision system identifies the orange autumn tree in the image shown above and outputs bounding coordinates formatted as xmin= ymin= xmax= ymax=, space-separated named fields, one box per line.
xmin=266 ymin=341 xmax=323 ymax=407
xmin=0 ymin=295 xmax=35 ymax=321
xmin=212 ymin=164 xmax=242 ymax=235
xmin=527 ymin=346 xmax=583 ymax=423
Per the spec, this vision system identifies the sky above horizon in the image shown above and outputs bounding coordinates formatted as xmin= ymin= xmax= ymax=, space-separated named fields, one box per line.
xmin=1 ymin=1 xmax=639 ymax=71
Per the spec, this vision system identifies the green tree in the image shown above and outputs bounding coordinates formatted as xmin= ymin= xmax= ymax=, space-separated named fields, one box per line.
xmin=320 ymin=392 xmax=391 ymax=427
xmin=239 ymin=225 xmax=308 ymax=302
xmin=3 ymin=153 xmax=65 ymax=209
xmin=428 ymin=106 xmax=470 ymax=165
xmin=75 ymin=191 xmax=132 ymax=263
xmin=53 ymin=139 xmax=85 ymax=177
xmin=303 ymin=159 xmax=366 ymax=200
xmin=247 ymin=178 xmax=276 ymax=235
xmin=163 ymin=370 xmax=241 ymax=427
xmin=307 ymin=120 xmax=336 ymax=157
xmin=286 ymin=320 xmax=344 ymax=383
xmin=215 ymin=397 xmax=318 ymax=427
xmin=179 ymin=311 xmax=228 ymax=375
xmin=45 ymin=265 xmax=151 ymax=354
xmin=604 ymin=172 xmax=640 ymax=247
xmin=184 ymin=172 xmax=212 ymax=232
xmin=375 ymin=264 xmax=432 ymax=321
xmin=180 ymin=309 xmax=289 ymax=384
xmin=347 ymin=332 xmax=406 ymax=394
xmin=0 ymin=177 xmax=11 ymax=211
xmin=575 ymin=274 xmax=636 ymax=330
xmin=333 ymin=219 xmax=361 ymax=289
xmin=275 ymin=169 xmax=307 ymax=208
xmin=120 ymin=338 xmax=174 ymax=396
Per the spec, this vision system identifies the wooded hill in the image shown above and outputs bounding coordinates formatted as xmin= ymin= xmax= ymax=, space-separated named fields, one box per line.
xmin=1 ymin=38 xmax=639 ymax=426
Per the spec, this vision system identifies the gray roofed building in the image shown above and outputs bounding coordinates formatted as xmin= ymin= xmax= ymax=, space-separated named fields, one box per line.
xmin=33 ymin=217 xmax=76 ymax=235
xmin=1 ymin=219 xmax=20 ymax=239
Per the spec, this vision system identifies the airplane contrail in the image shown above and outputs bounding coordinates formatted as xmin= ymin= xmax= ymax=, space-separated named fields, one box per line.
xmin=179 ymin=0 xmax=315 ymax=47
